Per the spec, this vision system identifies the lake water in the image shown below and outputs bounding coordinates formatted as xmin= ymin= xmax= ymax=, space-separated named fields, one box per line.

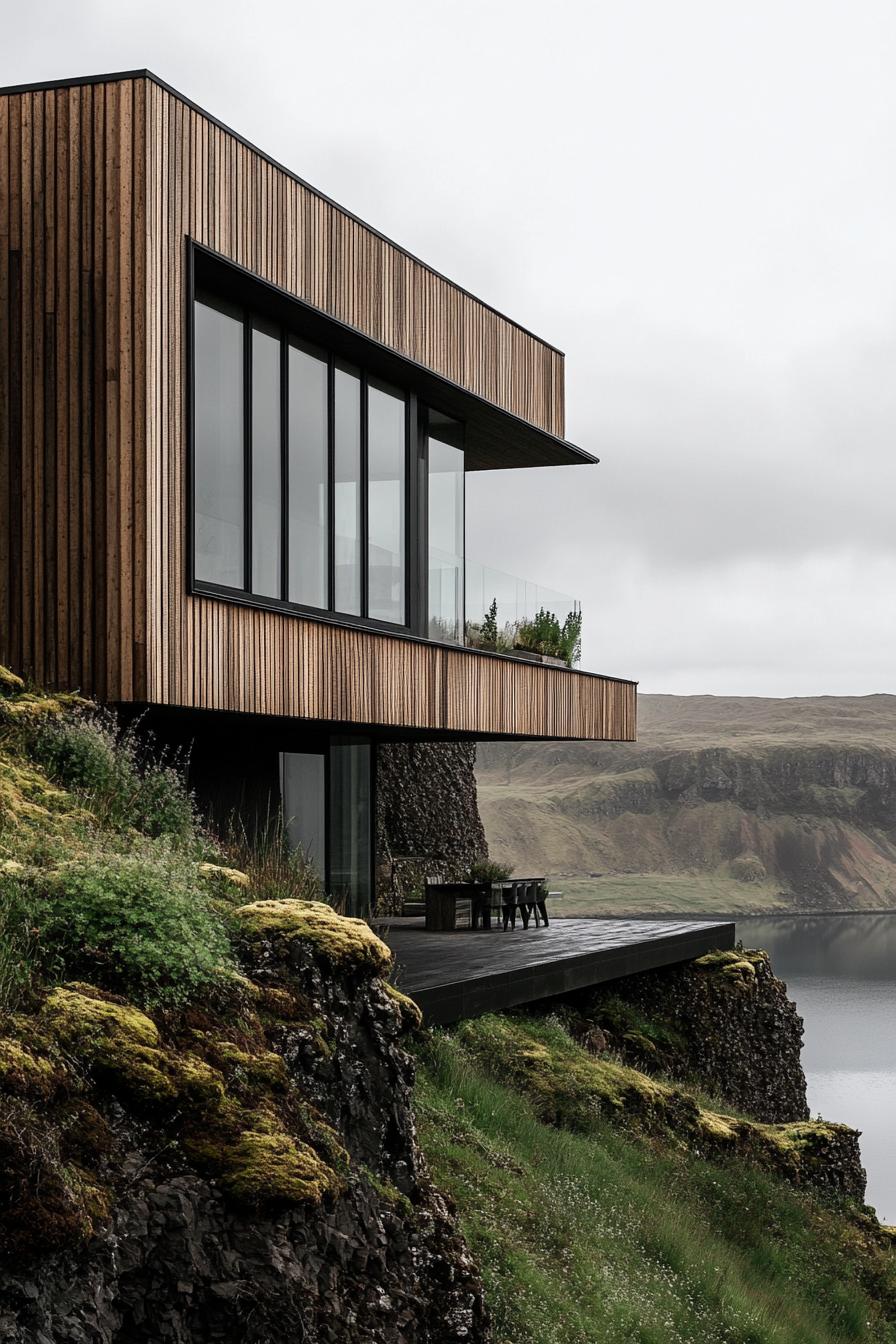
xmin=740 ymin=913 xmax=896 ymax=1223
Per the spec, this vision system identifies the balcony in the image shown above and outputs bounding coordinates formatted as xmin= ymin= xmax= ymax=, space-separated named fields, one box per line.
xmin=428 ymin=553 xmax=583 ymax=670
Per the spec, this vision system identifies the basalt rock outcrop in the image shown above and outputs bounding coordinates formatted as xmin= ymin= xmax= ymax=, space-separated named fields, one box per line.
xmin=376 ymin=742 xmax=488 ymax=914
xmin=561 ymin=946 xmax=810 ymax=1124
xmin=0 ymin=902 xmax=489 ymax=1344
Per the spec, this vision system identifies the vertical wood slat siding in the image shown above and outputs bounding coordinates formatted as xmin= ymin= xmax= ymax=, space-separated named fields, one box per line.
xmin=1 ymin=82 xmax=146 ymax=702
xmin=1 ymin=73 xmax=632 ymax=741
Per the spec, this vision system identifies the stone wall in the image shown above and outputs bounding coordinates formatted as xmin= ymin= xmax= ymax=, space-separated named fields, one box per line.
xmin=375 ymin=743 xmax=488 ymax=914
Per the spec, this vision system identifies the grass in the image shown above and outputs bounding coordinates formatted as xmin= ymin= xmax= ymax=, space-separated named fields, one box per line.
xmin=551 ymin=874 xmax=792 ymax=917
xmin=417 ymin=1030 xmax=896 ymax=1344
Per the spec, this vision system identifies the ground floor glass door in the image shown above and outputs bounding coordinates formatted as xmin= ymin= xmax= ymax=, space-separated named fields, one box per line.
xmin=328 ymin=738 xmax=372 ymax=917
xmin=280 ymin=737 xmax=372 ymax=917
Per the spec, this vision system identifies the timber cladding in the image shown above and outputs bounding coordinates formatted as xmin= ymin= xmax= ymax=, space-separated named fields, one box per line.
xmin=1 ymin=71 xmax=636 ymax=740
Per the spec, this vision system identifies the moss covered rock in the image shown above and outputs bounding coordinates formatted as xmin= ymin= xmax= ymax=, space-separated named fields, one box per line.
xmin=232 ymin=899 xmax=392 ymax=976
xmin=452 ymin=1013 xmax=866 ymax=1201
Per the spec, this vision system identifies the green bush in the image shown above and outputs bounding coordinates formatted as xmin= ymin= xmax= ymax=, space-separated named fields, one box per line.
xmin=468 ymin=858 xmax=513 ymax=884
xmin=18 ymin=852 xmax=234 ymax=1008
xmin=29 ymin=711 xmax=196 ymax=841
xmin=514 ymin=607 xmax=582 ymax=667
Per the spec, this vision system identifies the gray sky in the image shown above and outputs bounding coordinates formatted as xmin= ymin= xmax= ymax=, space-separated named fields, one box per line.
xmin=5 ymin=0 xmax=895 ymax=695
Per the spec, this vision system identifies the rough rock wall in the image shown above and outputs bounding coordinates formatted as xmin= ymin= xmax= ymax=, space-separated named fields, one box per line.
xmin=0 ymin=906 xmax=489 ymax=1344
xmin=376 ymin=743 xmax=488 ymax=914
xmin=561 ymin=948 xmax=809 ymax=1124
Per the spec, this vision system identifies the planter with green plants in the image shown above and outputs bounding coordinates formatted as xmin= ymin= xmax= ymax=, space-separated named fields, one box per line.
xmin=464 ymin=598 xmax=515 ymax=654
xmin=513 ymin=606 xmax=582 ymax=669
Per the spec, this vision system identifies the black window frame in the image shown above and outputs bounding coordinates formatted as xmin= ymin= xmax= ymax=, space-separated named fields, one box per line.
xmin=188 ymin=248 xmax=433 ymax=639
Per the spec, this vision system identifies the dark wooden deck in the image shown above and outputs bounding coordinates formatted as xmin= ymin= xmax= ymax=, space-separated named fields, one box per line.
xmin=384 ymin=917 xmax=736 ymax=1024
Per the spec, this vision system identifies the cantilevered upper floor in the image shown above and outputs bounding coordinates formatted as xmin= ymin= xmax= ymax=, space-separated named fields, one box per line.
xmin=0 ymin=70 xmax=636 ymax=741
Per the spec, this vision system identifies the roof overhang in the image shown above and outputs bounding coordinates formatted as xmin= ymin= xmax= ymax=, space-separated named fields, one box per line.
xmin=193 ymin=244 xmax=598 ymax=471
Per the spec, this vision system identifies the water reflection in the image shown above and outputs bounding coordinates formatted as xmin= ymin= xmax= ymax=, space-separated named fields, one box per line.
xmin=741 ymin=914 xmax=896 ymax=1223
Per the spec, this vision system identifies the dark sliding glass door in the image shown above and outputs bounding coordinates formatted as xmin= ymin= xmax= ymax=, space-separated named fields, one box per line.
xmin=328 ymin=738 xmax=372 ymax=917
xmin=280 ymin=737 xmax=372 ymax=917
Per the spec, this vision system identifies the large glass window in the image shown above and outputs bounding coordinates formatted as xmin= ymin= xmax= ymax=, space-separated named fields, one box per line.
xmin=288 ymin=341 xmax=328 ymax=609
xmin=334 ymin=363 xmax=362 ymax=616
xmin=367 ymin=379 xmax=406 ymax=624
xmin=194 ymin=297 xmax=245 ymax=588
xmin=193 ymin=290 xmax=425 ymax=634
xmin=427 ymin=412 xmax=464 ymax=643
xmin=251 ymin=322 xmax=282 ymax=599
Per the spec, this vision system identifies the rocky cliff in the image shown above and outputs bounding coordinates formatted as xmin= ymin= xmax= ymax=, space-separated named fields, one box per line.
xmin=0 ymin=903 xmax=487 ymax=1343
xmin=477 ymin=693 xmax=896 ymax=913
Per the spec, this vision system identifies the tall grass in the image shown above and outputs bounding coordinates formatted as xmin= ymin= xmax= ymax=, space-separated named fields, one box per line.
xmin=417 ymin=1032 xmax=895 ymax=1344
xmin=222 ymin=814 xmax=323 ymax=905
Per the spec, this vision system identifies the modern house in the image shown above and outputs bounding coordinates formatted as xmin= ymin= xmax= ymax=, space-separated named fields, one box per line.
xmin=0 ymin=70 xmax=636 ymax=916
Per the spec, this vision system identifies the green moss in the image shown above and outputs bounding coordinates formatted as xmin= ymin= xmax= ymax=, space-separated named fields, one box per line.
xmin=197 ymin=862 xmax=250 ymax=890
xmin=385 ymin=981 xmax=423 ymax=1031
xmin=40 ymin=984 xmax=226 ymax=1110
xmin=232 ymin=899 xmax=392 ymax=976
xmin=449 ymin=1013 xmax=863 ymax=1197
xmin=0 ymin=1037 xmax=61 ymax=1099
xmin=0 ymin=667 xmax=25 ymax=696
xmin=204 ymin=1039 xmax=289 ymax=1092
xmin=0 ymin=690 xmax=86 ymax=723
xmin=0 ymin=755 xmax=69 ymax=824
xmin=213 ymin=1127 xmax=343 ymax=1205
xmin=694 ymin=947 xmax=768 ymax=987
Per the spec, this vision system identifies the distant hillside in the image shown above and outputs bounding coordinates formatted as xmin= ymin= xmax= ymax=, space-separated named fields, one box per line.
xmin=476 ymin=694 xmax=896 ymax=915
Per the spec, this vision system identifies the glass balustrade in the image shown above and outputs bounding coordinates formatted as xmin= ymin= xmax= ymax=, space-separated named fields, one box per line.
xmin=464 ymin=559 xmax=582 ymax=668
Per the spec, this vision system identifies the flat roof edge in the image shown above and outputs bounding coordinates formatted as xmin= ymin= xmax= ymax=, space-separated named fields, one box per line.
xmin=0 ymin=68 xmax=566 ymax=359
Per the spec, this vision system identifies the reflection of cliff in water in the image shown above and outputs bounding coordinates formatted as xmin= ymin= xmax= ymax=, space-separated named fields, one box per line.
xmin=744 ymin=912 xmax=896 ymax=981
xmin=740 ymin=912 xmax=896 ymax=1222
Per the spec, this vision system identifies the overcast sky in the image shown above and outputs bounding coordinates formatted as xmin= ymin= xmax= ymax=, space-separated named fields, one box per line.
xmin=5 ymin=0 xmax=895 ymax=695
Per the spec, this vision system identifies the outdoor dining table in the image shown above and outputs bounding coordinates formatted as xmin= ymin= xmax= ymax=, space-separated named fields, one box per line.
xmin=424 ymin=877 xmax=549 ymax=932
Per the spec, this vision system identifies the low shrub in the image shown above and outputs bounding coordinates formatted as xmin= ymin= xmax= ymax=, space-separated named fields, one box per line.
xmin=14 ymin=851 xmax=235 ymax=1008
xmin=28 ymin=710 xmax=196 ymax=841
xmin=467 ymin=858 xmax=513 ymax=884
xmin=514 ymin=606 xmax=582 ymax=667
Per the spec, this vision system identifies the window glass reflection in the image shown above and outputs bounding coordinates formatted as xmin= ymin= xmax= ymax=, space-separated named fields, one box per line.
xmin=367 ymin=379 xmax=406 ymax=625
xmin=334 ymin=363 xmax=362 ymax=616
xmin=251 ymin=322 xmax=281 ymax=599
xmin=288 ymin=341 xmax=328 ymax=608
xmin=427 ymin=412 xmax=464 ymax=642
xmin=194 ymin=297 xmax=244 ymax=588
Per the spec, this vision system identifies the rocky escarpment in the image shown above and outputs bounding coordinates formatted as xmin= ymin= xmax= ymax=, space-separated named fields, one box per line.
xmin=0 ymin=902 xmax=488 ymax=1344
xmin=478 ymin=696 xmax=896 ymax=910
xmin=444 ymin=1006 xmax=866 ymax=1204
xmin=376 ymin=742 xmax=488 ymax=914
xmin=561 ymin=947 xmax=810 ymax=1123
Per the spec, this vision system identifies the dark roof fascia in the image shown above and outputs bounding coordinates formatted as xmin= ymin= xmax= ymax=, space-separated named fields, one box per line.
xmin=193 ymin=241 xmax=598 ymax=470
xmin=0 ymin=68 xmax=565 ymax=357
